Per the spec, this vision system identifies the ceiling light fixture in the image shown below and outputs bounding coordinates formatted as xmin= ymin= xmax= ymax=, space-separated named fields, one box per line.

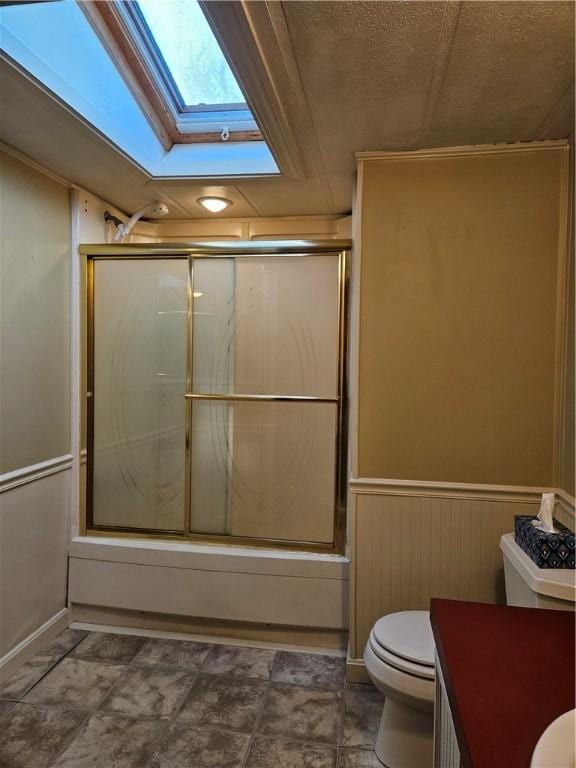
xmin=197 ymin=196 xmax=232 ymax=213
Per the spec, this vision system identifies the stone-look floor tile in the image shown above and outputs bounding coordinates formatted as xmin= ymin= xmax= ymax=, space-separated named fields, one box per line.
xmin=0 ymin=629 xmax=89 ymax=701
xmin=0 ymin=703 xmax=85 ymax=768
xmin=150 ymin=723 xmax=250 ymax=768
xmin=246 ymin=736 xmax=338 ymax=767
xmin=23 ymin=658 xmax=125 ymax=710
xmin=201 ymin=644 xmax=277 ymax=679
xmin=41 ymin=629 xmax=89 ymax=658
xmin=258 ymin=684 xmax=342 ymax=745
xmin=70 ymin=632 xmax=147 ymax=663
xmin=338 ymin=749 xmax=382 ymax=767
xmin=0 ymin=699 xmax=16 ymax=717
xmin=52 ymin=712 xmax=167 ymax=768
xmin=272 ymin=652 xmax=346 ymax=690
xmin=132 ymin=638 xmax=211 ymax=671
xmin=0 ymin=657 xmax=58 ymax=700
xmin=178 ymin=673 xmax=268 ymax=732
xmin=344 ymin=682 xmax=379 ymax=692
xmin=341 ymin=687 xmax=384 ymax=748
xmin=98 ymin=666 xmax=196 ymax=719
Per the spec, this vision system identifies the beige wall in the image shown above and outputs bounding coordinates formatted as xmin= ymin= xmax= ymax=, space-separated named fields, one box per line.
xmin=0 ymin=149 xmax=71 ymax=664
xmin=357 ymin=146 xmax=567 ymax=486
xmin=0 ymin=151 xmax=71 ymax=472
xmin=349 ymin=143 xmax=573 ymax=669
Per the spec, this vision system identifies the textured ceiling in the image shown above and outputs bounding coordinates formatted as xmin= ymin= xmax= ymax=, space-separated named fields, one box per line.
xmin=1 ymin=0 xmax=574 ymax=219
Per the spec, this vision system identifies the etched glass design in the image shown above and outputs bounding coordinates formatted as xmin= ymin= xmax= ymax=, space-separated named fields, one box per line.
xmin=190 ymin=400 xmax=337 ymax=543
xmin=92 ymin=259 xmax=188 ymax=531
xmin=192 ymin=256 xmax=340 ymax=397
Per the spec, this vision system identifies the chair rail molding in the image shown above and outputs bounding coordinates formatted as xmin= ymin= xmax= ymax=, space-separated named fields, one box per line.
xmin=349 ymin=477 xmax=575 ymax=517
xmin=0 ymin=454 xmax=73 ymax=494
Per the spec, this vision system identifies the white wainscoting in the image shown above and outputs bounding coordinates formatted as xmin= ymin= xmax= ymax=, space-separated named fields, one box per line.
xmin=347 ymin=478 xmax=575 ymax=670
xmin=0 ymin=462 xmax=71 ymax=680
xmin=69 ymin=537 xmax=349 ymax=641
xmin=434 ymin=657 xmax=463 ymax=768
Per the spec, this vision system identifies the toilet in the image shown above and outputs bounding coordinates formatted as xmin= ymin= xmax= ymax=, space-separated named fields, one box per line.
xmin=500 ymin=532 xmax=576 ymax=611
xmin=363 ymin=610 xmax=435 ymax=768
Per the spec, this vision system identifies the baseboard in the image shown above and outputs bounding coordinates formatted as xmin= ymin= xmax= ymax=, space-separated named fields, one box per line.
xmin=69 ymin=604 xmax=347 ymax=654
xmin=0 ymin=608 xmax=69 ymax=684
xmin=346 ymin=654 xmax=371 ymax=684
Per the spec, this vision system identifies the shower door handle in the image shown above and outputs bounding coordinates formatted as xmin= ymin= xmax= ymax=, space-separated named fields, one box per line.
xmin=184 ymin=393 xmax=339 ymax=403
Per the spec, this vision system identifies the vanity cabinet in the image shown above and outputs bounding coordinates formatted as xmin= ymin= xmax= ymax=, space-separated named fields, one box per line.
xmin=431 ymin=598 xmax=574 ymax=768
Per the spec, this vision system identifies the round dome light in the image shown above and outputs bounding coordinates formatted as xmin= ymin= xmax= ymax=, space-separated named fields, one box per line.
xmin=197 ymin=196 xmax=232 ymax=213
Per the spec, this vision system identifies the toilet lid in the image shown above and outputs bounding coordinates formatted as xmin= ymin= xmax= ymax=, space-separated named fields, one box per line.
xmin=369 ymin=632 xmax=435 ymax=681
xmin=372 ymin=611 xmax=435 ymax=667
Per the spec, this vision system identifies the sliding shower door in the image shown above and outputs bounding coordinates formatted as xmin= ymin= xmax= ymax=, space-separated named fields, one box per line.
xmin=89 ymin=258 xmax=188 ymax=532
xmin=86 ymin=246 xmax=347 ymax=550
xmin=189 ymin=256 xmax=341 ymax=544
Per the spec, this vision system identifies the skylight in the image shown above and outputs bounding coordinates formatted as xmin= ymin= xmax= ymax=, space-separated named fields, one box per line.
xmin=136 ymin=0 xmax=245 ymax=110
xmin=0 ymin=0 xmax=278 ymax=177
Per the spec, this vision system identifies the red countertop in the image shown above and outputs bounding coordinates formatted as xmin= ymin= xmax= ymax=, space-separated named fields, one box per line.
xmin=430 ymin=599 xmax=575 ymax=768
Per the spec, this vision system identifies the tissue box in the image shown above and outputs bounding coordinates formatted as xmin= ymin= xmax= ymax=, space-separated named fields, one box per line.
xmin=514 ymin=515 xmax=575 ymax=569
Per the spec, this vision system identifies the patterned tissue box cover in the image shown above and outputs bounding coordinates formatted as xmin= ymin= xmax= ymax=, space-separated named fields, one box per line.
xmin=514 ymin=515 xmax=575 ymax=569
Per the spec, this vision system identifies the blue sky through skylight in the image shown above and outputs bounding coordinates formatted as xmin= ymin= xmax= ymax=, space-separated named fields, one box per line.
xmin=0 ymin=0 xmax=278 ymax=176
xmin=137 ymin=0 xmax=245 ymax=108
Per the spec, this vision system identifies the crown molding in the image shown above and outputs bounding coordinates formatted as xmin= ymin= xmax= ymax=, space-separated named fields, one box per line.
xmin=355 ymin=139 xmax=569 ymax=163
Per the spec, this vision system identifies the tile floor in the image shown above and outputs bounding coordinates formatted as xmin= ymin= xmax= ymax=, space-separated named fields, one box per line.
xmin=0 ymin=628 xmax=384 ymax=768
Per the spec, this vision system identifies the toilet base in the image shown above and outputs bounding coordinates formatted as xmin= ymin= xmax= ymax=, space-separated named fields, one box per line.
xmin=375 ymin=697 xmax=433 ymax=768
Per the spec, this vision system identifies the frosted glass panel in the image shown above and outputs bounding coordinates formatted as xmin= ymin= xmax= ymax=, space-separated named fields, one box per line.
xmin=92 ymin=259 xmax=188 ymax=531
xmin=190 ymin=401 xmax=337 ymax=543
xmin=192 ymin=256 xmax=340 ymax=397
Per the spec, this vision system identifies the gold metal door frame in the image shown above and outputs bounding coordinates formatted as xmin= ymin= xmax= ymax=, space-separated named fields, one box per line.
xmin=82 ymin=242 xmax=350 ymax=553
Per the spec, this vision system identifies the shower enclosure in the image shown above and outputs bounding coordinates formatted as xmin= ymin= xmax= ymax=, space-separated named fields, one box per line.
xmin=83 ymin=242 xmax=349 ymax=552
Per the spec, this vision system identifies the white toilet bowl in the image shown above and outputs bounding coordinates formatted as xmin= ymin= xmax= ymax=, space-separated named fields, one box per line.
xmin=363 ymin=610 xmax=435 ymax=768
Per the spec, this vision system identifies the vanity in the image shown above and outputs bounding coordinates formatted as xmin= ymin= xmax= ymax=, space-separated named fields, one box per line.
xmin=431 ymin=598 xmax=575 ymax=768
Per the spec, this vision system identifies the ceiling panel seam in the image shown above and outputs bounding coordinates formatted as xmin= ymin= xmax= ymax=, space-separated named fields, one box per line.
xmin=536 ymin=80 xmax=575 ymax=140
xmin=145 ymin=187 xmax=198 ymax=219
xmin=417 ymin=0 xmax=462 ymax=149
xmin=233 ymin=184 xmax=264 ymax=218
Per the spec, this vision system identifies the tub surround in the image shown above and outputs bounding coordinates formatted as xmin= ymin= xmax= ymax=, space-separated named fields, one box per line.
xmin=68 ymin=537 xmax=349 ymax=647
xmin=431 ymin=598 xmax=575 ymax=768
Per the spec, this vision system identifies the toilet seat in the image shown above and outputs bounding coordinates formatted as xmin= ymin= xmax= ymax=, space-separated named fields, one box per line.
xmin=369 ymin=631 xmax=435 ymax=681
xmin=372 ymin=610 xmax=435 ymax=668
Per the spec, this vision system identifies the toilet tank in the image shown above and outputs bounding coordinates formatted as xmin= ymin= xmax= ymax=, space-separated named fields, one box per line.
xmin=500 ymin=533 xmax=575 ymax=611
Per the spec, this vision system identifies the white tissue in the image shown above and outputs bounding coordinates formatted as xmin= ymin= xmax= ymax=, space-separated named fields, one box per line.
xmin=531 ymin=492 xmax=557 ymax=534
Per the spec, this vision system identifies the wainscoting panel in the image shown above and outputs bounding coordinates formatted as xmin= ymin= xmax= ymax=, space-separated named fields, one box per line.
xmin=0 ymin=468 xmax=70 ymax=663
xmin=350 ymin=491 xmax=539 ymax=659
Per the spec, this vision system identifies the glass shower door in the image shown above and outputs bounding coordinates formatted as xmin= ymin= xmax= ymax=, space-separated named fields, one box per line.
xmin=90 ymin=258 xmax=188 ymax=532
xmin=187 ymin=255 xmax=342 ymax=545
xmin=87 ymin=248 xmax=347 ymax=549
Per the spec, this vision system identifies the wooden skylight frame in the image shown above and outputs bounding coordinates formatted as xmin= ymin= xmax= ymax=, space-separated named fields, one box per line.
xmin=83 ymin=0 xmax=263 ymax=148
